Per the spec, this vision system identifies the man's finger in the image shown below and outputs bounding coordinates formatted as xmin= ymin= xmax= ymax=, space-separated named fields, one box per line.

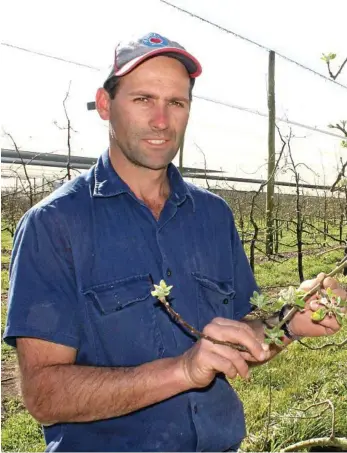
xmin=299 ymin=273 xmax=325 ymax=292
xmin=309 ymin=288 xmax=347 ymax=311
xmin=207 ymin=350 xmax=247 ymax=380
xmin=211 ymin=317 xmax=259 ymax=342
xmin=322 ymin=276 xmax=341 ymax=291
xmin=203 ymin=323 xmax=269 ymax=362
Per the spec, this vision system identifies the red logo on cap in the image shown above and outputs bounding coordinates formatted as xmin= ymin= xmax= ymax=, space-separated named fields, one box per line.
xmin=150 ymin=37 xmax=163 ymax=44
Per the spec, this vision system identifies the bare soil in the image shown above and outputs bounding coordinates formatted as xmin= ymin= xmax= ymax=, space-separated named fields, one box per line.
xmin=1 ymin=360 xmax=20 ymax=399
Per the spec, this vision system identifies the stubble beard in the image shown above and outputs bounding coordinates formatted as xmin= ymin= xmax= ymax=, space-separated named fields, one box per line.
xmin=112 ymin=129 xmax=181 ymax=171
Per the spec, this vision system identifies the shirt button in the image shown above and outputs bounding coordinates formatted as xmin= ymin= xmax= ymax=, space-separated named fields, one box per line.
xmin=193 ymin=404 xmax=198 ymax=414
xmin=223 ymin=298 xmax=229 ymax=304
xmin=166 ymin=268 xmax=172 ymax=277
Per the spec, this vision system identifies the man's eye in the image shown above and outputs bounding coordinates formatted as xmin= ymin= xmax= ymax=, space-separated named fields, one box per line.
xmin=170 ymin=101 xmax=184 ymax=107
xmin=134 ymin=97 xmax=148 ymax=103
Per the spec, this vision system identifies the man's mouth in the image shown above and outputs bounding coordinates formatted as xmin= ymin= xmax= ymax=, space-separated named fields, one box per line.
xmin=145 ymin=139 xmax=169 ymax=145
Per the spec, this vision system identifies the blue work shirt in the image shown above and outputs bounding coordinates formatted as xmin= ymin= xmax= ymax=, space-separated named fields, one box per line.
xmin=4 ymin=150 xmax=258 ymax=452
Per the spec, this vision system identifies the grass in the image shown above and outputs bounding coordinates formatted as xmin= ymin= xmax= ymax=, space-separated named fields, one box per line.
xmin=1 ymin=302 xmax=15 ymax=363
xmin=1 ymin=229 xmax=14 ymax=251
xmin=1 ymin=220 xmax=346 ymax=452
xmin=255 ymin=249 xmax=344 ymax=287
xmin=1 ymin=230 xmax=14 ymax=362
xmin=2 ymin=269 xmax=9 ymax=292
xmin=1 ymin=397 xmax=46 ymax=452
xmin=233 ymin=325 xmax=347 ymax=452
xmin=1 ymin=230 xmax=12 ymax=291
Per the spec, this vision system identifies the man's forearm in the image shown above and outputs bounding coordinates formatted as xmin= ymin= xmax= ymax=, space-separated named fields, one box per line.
xmin=23 ymin=356 xmax=190 ymax=424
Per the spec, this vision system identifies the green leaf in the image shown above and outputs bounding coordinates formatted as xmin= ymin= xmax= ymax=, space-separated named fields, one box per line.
xmin=250 ymin=291 xmax=269 ymax=310
xmin=264 ymin=326 xmax=285 ymax=345
xmin=272 ymin=299 xmax=285 ymax=312
xmin=294 ymin=297 xmax=306 ymax=309
xmin=311 ymin=308 xmax=327 ymax=322
xmin=278 ymin=286 xmax=297 ymax=306
xmin=151 ymin=280 xmax=174 ymax=298
xmin=322 ymin=52 xmax=337 ymax=61
xmin=326 ymin=287 xmax=336 ymax=300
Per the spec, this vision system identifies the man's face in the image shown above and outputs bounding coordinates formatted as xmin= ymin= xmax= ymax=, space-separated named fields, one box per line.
xmin=100 ymin=56 xmax=191 ymax=171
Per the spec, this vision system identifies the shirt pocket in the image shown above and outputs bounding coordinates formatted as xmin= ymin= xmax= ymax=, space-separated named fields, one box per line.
xmin=192 ymin=272 xmax=236 ymax=329
xmin=82 ymin=274 xmax=164 ymax=366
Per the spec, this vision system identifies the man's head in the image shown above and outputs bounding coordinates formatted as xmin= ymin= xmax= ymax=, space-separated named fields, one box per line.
xmin=95 ymin=32 xmax=202 ymax=171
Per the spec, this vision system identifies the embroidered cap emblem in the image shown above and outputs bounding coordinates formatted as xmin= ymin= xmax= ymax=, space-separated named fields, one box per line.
xmin=142 ymin=33 xmax=168 ymax=48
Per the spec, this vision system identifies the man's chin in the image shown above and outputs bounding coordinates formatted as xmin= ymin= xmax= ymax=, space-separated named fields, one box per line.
xmin=137 ymin=161 xmax=169 ymax=171
xmin=131 ymin=155 xmax=176 ymax=171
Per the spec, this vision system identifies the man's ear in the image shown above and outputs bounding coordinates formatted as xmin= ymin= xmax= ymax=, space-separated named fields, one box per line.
xmin=95 ymin=88 xmax=111 ymax=120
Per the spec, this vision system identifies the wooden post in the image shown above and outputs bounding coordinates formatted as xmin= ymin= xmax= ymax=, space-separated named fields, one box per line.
xmin=266 ymin=50 xmax=276 ymax=255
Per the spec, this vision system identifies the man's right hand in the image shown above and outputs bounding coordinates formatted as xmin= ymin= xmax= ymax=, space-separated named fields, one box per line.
xmin=180 ymin=317 xmax=270 ymax=388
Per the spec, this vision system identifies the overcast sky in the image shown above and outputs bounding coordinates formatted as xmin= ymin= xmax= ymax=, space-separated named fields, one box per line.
xmin=2 ymin=0 xmax=347 ymax=187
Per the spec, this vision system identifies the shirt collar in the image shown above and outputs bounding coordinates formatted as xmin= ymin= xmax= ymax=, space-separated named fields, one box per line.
xmin=93 ymin=149 xmax=195 ymax=211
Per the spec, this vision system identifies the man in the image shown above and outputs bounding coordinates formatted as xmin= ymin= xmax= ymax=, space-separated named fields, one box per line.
xmin=3 ymin=32 xmax=346 ymax=452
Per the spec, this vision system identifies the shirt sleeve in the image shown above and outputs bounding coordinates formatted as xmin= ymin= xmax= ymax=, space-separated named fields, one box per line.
xmin=3 ymin=205 xmax=80 ymax=349
xmin=228 ymin=206 xmax=259 ymax=320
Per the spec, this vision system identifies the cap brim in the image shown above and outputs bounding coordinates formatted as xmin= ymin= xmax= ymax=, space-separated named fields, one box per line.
xmin=114 ymin=47 xmax=202 ymax=78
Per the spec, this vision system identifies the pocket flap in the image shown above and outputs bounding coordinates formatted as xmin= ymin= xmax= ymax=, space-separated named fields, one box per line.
xmin=83 ymin=274 xmax=152 ymax=314
xmin=192 ymin=272 xmax=235 ymax=297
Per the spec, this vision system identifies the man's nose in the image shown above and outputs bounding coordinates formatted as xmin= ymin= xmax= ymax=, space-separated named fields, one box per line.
xmin=149 ymin=105 xmax=169 ymax=131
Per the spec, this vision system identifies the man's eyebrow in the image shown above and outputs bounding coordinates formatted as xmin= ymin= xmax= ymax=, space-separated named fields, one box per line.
xmin=128 ymin=91 xmax=189 ymax=103
xmin=169 ymin=96 xmax=190 ymax=103
xmin=128 ymin=91 xmax=157 ymax=98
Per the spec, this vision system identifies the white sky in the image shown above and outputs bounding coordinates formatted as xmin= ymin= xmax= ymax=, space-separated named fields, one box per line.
xmin=1 ymin=0 xmax=347 ymax=188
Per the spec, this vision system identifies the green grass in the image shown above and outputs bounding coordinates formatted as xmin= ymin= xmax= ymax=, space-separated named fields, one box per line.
xmin=2 ymin=229 xmax=12 ymax=358
xmin=233 ymin=325 xmax=347 ymax=452
xmin=254 ymin=249 xmax=344 ymax=287
xmin=2 ymin=254 xmax=11 ymax=265
xmin=2 ymin=301 xmax=15 ymax=362
xmin=241 ymin=222 xmax=343 ymax=256
xmin=2 ymin=230 xmax=13 ymax=271
xmin=2 ymin=269 xmax=9 ymax=292
xmin=1 ymin=397 xmax=46 ymax=453
xmin=1 ymin=229 xmax=14 ymax=251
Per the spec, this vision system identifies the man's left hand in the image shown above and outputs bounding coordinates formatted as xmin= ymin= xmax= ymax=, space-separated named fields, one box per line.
xmin=289 ymin=272 xmax=346 ymax=338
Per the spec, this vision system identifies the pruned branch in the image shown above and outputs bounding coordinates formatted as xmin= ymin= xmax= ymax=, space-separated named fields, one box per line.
xmin=194 ymin=143 xmax=210 ymax=190
xmin=157 ymin=296 xmax=248 ymax=352
xmin=280 ymin=400 xmax=347 ymax=451
xmin=4 ymin=132 xmax=34 ymax=207
xmin=63 ymin=81 xmax=72 ymax=181
xmin=53 ymin=81 xmax=75 ymax=181
xmin=298 ymin=337 xmax=347 ymax=350
xmin=281 ymin=436 xmax=347 ymax=452
xmin=326 ymin=56 xmax=347 ymax=80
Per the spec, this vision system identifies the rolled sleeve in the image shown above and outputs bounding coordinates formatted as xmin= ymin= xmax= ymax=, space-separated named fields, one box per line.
xmin=3 ymin=205 xmax=80 ymax=349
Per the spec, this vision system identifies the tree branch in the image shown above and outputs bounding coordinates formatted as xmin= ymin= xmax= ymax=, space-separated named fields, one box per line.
xmin=298 ymin=338 xmax=347 ymax=350
xmin=157 ymin=296 xmax=248 ymax=352
xmin=281 ymin=436 xmax=347 ymax=452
